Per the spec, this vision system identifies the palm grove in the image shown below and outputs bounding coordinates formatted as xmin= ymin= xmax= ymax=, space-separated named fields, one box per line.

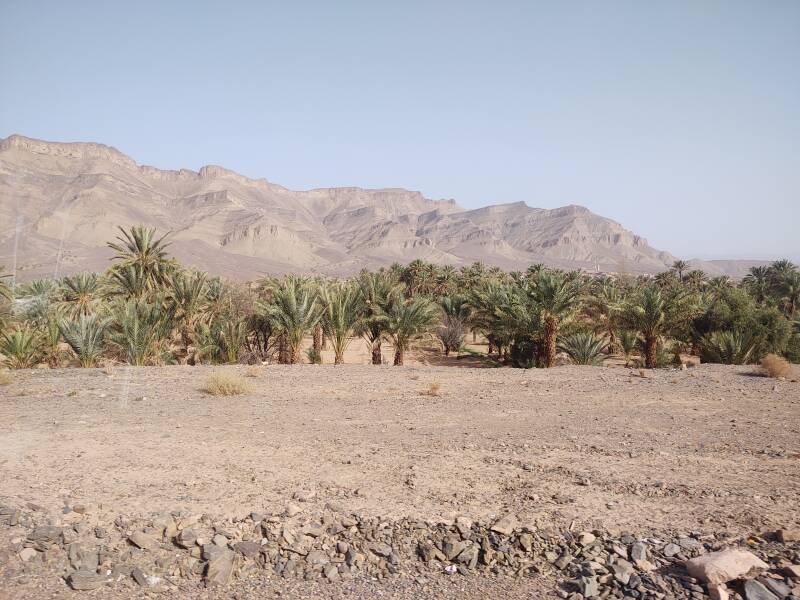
xmin=0 ymin=227 xmax=798 ymax=370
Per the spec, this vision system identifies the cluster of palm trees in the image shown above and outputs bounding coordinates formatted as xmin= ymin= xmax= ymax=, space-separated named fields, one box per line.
xmin=1 ymin=228 xmax=798 ymax=370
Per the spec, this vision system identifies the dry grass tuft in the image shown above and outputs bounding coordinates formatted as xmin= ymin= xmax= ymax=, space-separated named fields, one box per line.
xmin=422 ymin=381 xmax=441 ymax=396
xmin=761 ymin=354 xmax=791 ymax=378
xmin=245 ymin=366 xmax=261 ymax=378
xmin=103 ymin=364 xmax=115 ymax=377
xmin=200 ymin=371 xmax=254 ymax=396
xmin=0 ymin=370 xmax=11 ymax=385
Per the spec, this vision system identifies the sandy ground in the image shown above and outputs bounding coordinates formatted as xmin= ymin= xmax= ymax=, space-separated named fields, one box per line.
xmin=0 ymin=361 xmax=799 ymax=597
xmin=1 ymin=362 xmax=798 ymax=532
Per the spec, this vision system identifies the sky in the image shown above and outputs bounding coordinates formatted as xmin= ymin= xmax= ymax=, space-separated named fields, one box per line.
xmin=1 ymin=1 xmax=798 ymax=260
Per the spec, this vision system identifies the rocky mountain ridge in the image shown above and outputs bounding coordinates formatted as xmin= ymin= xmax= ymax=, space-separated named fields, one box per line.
xmin=0 ymin=134 xmax=753 ymax=280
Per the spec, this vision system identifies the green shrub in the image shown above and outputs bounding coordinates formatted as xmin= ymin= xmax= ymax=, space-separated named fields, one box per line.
xmin=558 ymin=332 xmax=608 ymax=365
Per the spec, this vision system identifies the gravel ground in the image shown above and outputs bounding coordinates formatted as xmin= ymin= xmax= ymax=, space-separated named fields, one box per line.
xmin=0 ymin=362 xmax=798 ymax=597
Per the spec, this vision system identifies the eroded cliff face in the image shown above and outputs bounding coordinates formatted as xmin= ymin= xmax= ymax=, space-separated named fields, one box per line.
xmin=1 ymin=134 xmax=681 ymax=280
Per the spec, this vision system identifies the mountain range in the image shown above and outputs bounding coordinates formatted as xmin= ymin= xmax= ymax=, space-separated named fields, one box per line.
xmin=0 ymin=134 xmax=764 ymax=281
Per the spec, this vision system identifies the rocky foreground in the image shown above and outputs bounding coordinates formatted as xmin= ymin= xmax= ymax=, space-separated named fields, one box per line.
xmin=1 ymin=498 xmax=799 ymax=599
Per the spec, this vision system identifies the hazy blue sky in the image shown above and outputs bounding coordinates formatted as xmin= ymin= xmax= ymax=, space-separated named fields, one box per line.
xmin=1 ymin=1 xmax=798 ymax=259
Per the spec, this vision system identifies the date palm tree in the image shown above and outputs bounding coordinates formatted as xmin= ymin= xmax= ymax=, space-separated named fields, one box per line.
xmin=617 ymin=285 xmax=699 ymax=368
xmin=59 ymin=272 xmax=101 ymax=318
xmin=0 ymin=326 xmax=42 ymax=369
xmin=670 ymin=260 xmax=689 ymax=282
xmin=743 ymin=265 xmax=771 ymax=306
xmin=105 ymin=264 xmax=150 ymax=299
xmin=107 ymin=296 xmax=174 ymax=365
xmin=777 ymin=271 xmax=800 ymax=317
xmin=319 ymin=281 xmax=364 ymax=364
xmin=468 ymin=280 xmax=518 ymax=357
xmin=167 ymin=270 xmax=208 ymax=360
xmin=260 ymin=276 xmax=320 ymax=364
xmin=0 ymin=267 xmax=13 ymax=330
xmin=59 ymin=314 xmax=108 ymax=367
xmin=684 ymin=269 xmax=707 ymax=290
xmin=437 ymin=294 xmax=470 ymax=355
xmin=558 ymin=332 xmax=608 ymax=366
xmin=618 ymin=330 xmax=639 ymax=367
xmin=531 ymin=271 xmax=581 ymax=368
xmin=383 ymin=293 xmax=439 ymax=365
xmin=700 ymin=330 xmax=755 ymax=365
xmin=584 ymin=280 xmax=622 ymax=352
xmin=107 ymin=225 xmax=174 ymax=290
xmin=356 ymin=271 xmax=400 ymax=365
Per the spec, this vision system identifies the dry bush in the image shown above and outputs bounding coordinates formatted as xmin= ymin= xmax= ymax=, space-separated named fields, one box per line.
xmin=245 ymin=366 xmax=261 ymax=378
xmin=761 ymin=354 xmax=791 ymax=378
xmin=422 ymin=381 xmax=441 ymax=396
xmin=200 ymin=371 xmax=254 ymax=396
xmin=0 ymin=370 xmax=11 ymax=385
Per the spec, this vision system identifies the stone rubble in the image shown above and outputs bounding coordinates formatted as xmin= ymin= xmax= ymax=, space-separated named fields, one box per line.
xmin=0 ymin=500 xmax=798 ymax=598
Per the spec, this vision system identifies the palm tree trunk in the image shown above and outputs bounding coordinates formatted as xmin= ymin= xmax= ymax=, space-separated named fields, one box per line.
xmin=644 ymin=336 xmax=657 ymax=369
xmin=371 ymin=339 xmax=382 ymax=365
xmin=393 ymin=347 xmax=404 ymax=366
xmin=277 ymin=334 xmax=289 ymax=364
xmin=313 ymin=325 xmax=322 ymax=353
xmin=290 ymin=344 xmax=301 ymax=365
xmin=544 ymin=318 xmax=557 ymax=368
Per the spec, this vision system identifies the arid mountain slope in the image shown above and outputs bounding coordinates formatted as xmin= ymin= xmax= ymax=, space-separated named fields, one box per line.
xmin=0 ymin=134 xmax=730 ymax=280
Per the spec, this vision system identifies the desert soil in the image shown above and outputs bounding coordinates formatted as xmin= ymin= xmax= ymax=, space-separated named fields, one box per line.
xmin=0 ymin=361 xmax=798 ymax=597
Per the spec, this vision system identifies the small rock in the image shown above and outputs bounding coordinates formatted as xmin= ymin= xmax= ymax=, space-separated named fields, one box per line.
xmin=490 ymin=514 xmax=517 ymax=535
xmin=635 ymin=559 xmax=654 ymax=571
xmin=176 ymin=528 xmax=196 ymax=548
xmin=554 ymin=553 xmax=573 ymax=570
xmin=783 ymin=564 xmax=800 ymax=577
xmin=233 ymin=541 xmax=260 ymax=558
xmin=742 ymin=579 xmax=779 ymax=600
xmin=455 ymin=544 xmax=479 ymax=568
xmin=19 ymin=548 xmax=37 ymax=562
xmin=128 ymin=531 xmax=158 ymax=550
xmin=443 ymin=537 xmax=468 ymax=561
xmin=204 ymin=548 xmax=235 ymax=586
xmin=578 ymin=575 xmax=599 ymax=598
xmin=67 ymin=570 xmax=108 ymax=591
xmin=630 ymin=541 xmax=648 ymax=561
xmin=293 ymin=490 xmax=316 ymax=502
xmin=776 ymin=529 xmax=800 ymax=542
xmin=367 ymin=542 xmax=393 ymax=558
xmin=708 ymin=583 xmax=730 ymax=600
xmin=306 ymin=550 xmax=329 ymax=568
xmin=578 ymin=532 xmax=596 ymax=547
xmin=285 ymin=503 xmax=303 ymax=517
xmin=611 ymin=560 xmax=635 ymax=585
xmin=323 ymin=563 xmax=340 ymax=581
xmin=663 ymin=543 xmax=681 ymax=557
xmin=519 ymin=532 xmax=533 ymax=552
xmin=131 ymin=567 xmax=147 ymax=586
xmin=758 ymin=577 xmax=792 ymax=598
xmin=685 ymin=549 xmax=769 ymax=585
